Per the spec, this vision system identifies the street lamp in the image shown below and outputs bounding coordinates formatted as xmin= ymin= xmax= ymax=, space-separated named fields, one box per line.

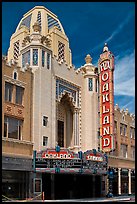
xmin=106 ymin=168 xmax=114 ymax=198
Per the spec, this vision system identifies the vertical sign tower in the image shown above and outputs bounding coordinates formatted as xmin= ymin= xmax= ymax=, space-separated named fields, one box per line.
xmin=98 ymin=43 xmax=115 ymax=153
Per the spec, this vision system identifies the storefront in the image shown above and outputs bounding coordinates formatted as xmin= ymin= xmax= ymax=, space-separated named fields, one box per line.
xmin=2 ymin=156 xmax=32 ymax=200
xmin=33 ymin=147 xmax=108 ymax=199
xmin=107 ymin=166 xmax=135 ymax=196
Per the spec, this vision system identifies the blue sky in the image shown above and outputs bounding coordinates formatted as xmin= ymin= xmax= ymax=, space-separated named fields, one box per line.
xmin=2 ymin=2 xmax=135 ymax=114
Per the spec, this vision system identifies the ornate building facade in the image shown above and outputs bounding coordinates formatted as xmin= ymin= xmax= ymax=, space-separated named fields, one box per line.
xmin=2 ymin=5 xmax=135 ymax=200
xmin=7 ymin=6 xmax=99 ymax=153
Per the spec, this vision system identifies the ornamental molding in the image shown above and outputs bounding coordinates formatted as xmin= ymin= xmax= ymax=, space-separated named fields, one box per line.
xmin=4 ymin=75 xmax=26 ymax=87
xmin=22 ymin=33 xmax=52 ymax=48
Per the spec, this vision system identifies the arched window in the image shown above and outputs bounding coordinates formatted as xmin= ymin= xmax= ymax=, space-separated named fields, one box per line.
xmin=13 ymin=70 xmax=18 ymax=80
xmin=14 ymin=72 xmax=17 ymax=80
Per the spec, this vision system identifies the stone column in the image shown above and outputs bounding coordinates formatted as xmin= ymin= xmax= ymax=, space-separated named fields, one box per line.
xmin=76 ymin=110 xmax=79 ymax=146
xmin=73 ymin=110 xmax=77 ymax=146
xmin=73 ymin=109 xmax=79 ymax=147
xmin=118 ymin=168 xmax=121 ymax=195
xmin=128 ymin=169 xmax=131 ymax=195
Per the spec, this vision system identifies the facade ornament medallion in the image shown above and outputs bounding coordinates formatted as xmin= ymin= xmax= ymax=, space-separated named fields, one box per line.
xmin=32 ymin=21 xmax=41 ymax=33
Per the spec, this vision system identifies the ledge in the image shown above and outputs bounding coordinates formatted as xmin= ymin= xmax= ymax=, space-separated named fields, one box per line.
xmin=2 ymin=137 xmax=33 ymax=145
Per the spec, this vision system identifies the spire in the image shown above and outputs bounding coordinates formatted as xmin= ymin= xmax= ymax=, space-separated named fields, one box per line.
xmin=85 ymin=54 xmax=92 ymax=64
xmin=103 ymin=43 xmax=109 ymax=52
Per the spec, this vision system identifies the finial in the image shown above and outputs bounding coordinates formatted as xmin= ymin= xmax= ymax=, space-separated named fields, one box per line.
xmin=85 ymin=54 xmax=92 ymax=64
xmin=103 ymin=43 xmax=109 ymax=52
xmin=32 ymin=21 xmax=41 ymax=32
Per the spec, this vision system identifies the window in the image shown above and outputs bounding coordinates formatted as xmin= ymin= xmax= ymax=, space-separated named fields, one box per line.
xmin=58 ymin=41 xmax=65 ymax=61
xmin=42 ymin=50 xmax=45 ymax=67
xmin=37 ymin=11 xmax=41 ymax=31
xmin=19 ymin=14 xmax=32 ymax=30
xmin=13 ymin=41 xmax=20 ymax=60
xmin=96 ymin=79 xmax=98 ymax=92
xmin=131 ymin=146 xmax=135 ymax=159
xmin=120 ymin=144 xmax=128 ymax=158
xmin=22 ymin=50 xmax=30 ymax=67
xmin=123 ymin=125 xmax=127 ymax=136
xmin=13 ymin=71 xmax=17 ymax=80
xmin=34 ymin=178 xmax=42 ymax=193
xmin=4 ymin=116 xmax=23 ymax=140
xmin=43 ymin=136 xmax=48 ymax=146
xmin=33 ymin=49 xmax=38 ymax=66
xmin=122 ymin=114 xmax=125 ymax=121
xmin=43 ymin=116 xmax=48 ymax=126
xmin=4 ymin=117 xmax=8 ymax=137
xmin=47 ymin=53 xmax=50 ymax=69
xmin=16 ymin=86 xmax=24 ymax=105
xmin=47 ymin=14 xmax=62 ymax=31
xmin=58 ymin=120 xmax=64 ymax=147
xmin=88 ymin=78 xmax=93 ymax=91
xmin=133 ymin=129 xmax=135 ymax=139
xmin=114 ymin=121 xmax=117 ymax=133
xmin=120 ymin=123 xmax=123 ymax=135
xmin=130 ymin=128 xmax=133 ymax=138
xmin=5 ymin=82 xmax=13 ymax=102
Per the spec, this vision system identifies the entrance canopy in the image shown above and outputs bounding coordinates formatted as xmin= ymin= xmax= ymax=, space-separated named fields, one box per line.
xmin=34 ymin=148 xmax=108 ymax=175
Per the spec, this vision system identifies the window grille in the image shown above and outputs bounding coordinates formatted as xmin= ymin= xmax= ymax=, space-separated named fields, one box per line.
xmin=58 ymin=41 xmax=65 ymax=61
xmin=47 ymin=15 xmax=61 ymax=31
xmin=37 ymin=11 xmax=41 ymax=31
xmin=13 ymin=41 xmax=19 ymax=60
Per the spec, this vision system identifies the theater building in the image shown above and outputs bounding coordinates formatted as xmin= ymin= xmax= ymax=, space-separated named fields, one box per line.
xmin=2 ymin=5 xmax=135 ymax=200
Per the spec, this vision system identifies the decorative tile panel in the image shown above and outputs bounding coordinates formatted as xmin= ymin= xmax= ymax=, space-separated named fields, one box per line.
xmin=4 ymin=103 xmax=24 ymax=119
xmin=56 ymin=78 xmax=79 ymax=106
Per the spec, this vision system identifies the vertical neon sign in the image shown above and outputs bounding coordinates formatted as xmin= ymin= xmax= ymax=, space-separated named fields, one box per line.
xmin=98 ymin=44 xmax=114 ymax=153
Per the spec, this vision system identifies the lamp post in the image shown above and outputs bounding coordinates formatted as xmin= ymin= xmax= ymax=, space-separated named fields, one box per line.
xmin=55 ymin=144 xmax=60 ymax=173
xmin=106 ymin=168 xmax=114 ymax=198
xmin=78 ymin=151 xmax=83 ymax=173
